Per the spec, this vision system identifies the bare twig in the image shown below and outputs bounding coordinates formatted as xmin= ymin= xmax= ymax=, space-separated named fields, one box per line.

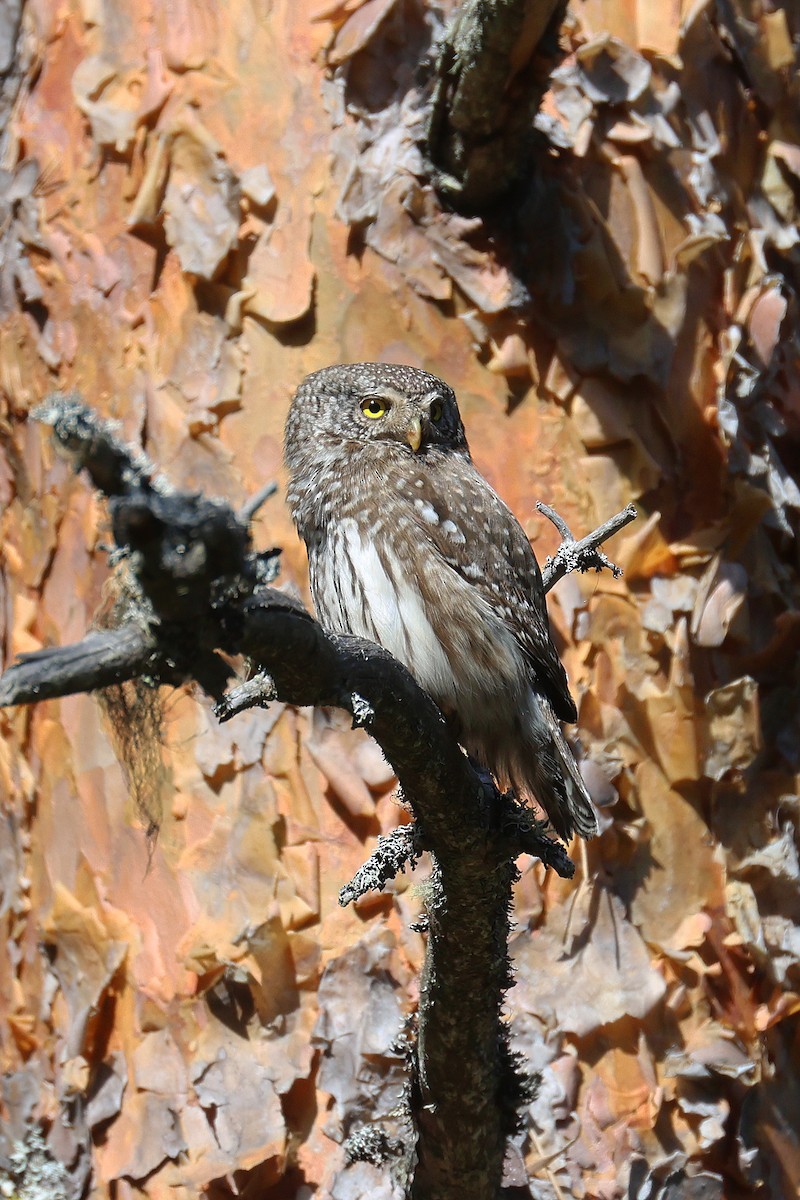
xmin=238 ymin=480 xmax=277 ymax=523
xmin=214 ymin=670 xmax=277 ymax=722
xmin=539 ymin=501 xmax=637 ymax=592
xmin=537 ymin=502 xmax=572 ymax=543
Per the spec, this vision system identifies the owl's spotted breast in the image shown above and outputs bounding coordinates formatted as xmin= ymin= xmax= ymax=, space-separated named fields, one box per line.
xmin=309 ymin=513 xmax=526 ymax=738
xmin=284 ymin=362 xmax=597 ymax=840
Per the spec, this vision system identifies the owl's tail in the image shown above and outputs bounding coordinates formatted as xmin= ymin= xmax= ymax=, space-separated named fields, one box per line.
xmin=514 ymin=690 xmax=598 ymax=842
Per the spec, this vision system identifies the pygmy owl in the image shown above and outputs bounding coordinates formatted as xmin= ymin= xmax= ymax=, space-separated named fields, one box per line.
xmin=284 ymin=363 xmax=597 ymax=841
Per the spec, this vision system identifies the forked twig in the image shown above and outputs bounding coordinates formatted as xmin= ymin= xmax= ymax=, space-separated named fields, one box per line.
xmin=539 ymin=501 xmax=637 ymax=593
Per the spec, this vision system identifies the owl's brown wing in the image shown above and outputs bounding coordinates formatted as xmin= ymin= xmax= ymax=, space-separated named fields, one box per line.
xmin=411 ymin=452 xmax=578 ymax=724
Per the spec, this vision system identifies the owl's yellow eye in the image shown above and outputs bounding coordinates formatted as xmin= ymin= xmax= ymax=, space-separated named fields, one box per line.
xmin=361 ymin=397 xmax=388 ymax=420
xmin=430 ymin=399 xmax=444 ymax=423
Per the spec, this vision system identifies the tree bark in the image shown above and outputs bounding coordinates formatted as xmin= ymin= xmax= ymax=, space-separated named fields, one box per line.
xmin=426 ymin=0 xmax=567 ymax=210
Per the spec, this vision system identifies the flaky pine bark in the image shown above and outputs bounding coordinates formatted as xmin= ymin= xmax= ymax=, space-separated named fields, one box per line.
xmin=0 ymin=400 xmax=634 ymax=1200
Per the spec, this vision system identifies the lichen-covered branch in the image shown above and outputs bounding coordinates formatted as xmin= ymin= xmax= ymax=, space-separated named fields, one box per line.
xmin=339 ymin=826 xmax=422 ymax=907
xmin=426 ymin=0 xmax=567 ymax=210
xmin=214 ymin=670 xmax=277 ymax=722
xmin=539 ymin=500 xmax=637 ymax=591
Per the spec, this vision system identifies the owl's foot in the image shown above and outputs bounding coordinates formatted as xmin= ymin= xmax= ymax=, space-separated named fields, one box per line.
xmin=465 ymin=758 xmax=551 ymax=825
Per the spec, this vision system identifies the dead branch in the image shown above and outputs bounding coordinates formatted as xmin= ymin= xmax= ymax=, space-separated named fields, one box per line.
xmin=539 ymin=500 xmax=638 ymax=592
xmin=0 ymin=624 xmax=156 ymax=707
xmin=214 ymin=670 xmax=277 ymax=722
xmin=0 ymin=396 xmax=632 ymax=1200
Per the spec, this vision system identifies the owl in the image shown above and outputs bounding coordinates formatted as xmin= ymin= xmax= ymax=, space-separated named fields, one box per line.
xmin=284 ymin=363 xmax=597 ymax=841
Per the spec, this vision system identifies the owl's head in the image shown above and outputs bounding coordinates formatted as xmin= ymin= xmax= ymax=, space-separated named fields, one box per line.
xmin=285 ymin=363 xmax=469 ymax=469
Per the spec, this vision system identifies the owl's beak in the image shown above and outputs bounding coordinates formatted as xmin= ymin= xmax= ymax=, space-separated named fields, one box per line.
xmin=406 ymin=417 xmax=423 ymax=453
